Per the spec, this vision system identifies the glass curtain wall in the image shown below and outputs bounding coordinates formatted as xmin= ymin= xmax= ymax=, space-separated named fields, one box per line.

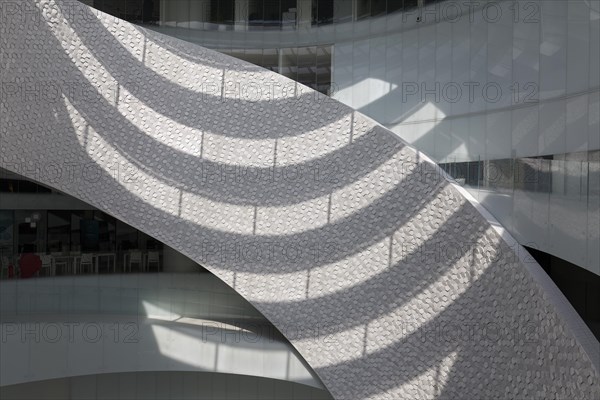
xmin=221 ymin=45 xmax=332 ymax=93
xmin=439 ymin=150 xmax=600 ymax=274
xmin=86 ymin=0 xmax=430 ymax=95
xmin=0 ymin=172 xmax=187 ymax=278
xmin=439 ymin=150 xmax=599 ymax=201
xmin=0 ymin=208 xmax=169 ymax=277
xmin=89 ymin=0 xmax=428 ymax=29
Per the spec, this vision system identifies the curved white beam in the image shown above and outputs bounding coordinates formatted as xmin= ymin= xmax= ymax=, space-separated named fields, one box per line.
xmin=1 ymin=1 xmax=598 ymax=399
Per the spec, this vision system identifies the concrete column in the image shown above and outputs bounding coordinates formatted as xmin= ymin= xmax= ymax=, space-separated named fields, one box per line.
xmin=297 ymin=0 xmax=312 ymax=29
xmin=160 ymin=0 xmax=189 ymax=28
xmin=278 ymin=48 xmax=283 ymax=75
xmin=190 ymin=0 xmax=211 ymax=29
xmin=235 ymin=0 xmax=249 ymax=31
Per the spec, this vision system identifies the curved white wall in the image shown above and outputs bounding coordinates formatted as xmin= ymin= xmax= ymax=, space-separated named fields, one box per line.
xmin=331 ymin=0 xmax=600 ymax=161
xmin=0 ymin=274 xmax=321 ymax=388
xmin=1 ymin=1 xmax=599 ymax=399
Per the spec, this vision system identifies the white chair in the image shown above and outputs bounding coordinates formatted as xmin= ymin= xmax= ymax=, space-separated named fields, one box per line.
xmin=51 ymin=253 xmax=70 ymax=275
xmin=146 ymin=251 xmax=160 ymax=272
xmin=40 ymin=255 xmax=55 ymax=276
xmin=79 ymin=253 xmax=94 ymax=274
xmin=127 ymin=251 xmax=142 ymax=272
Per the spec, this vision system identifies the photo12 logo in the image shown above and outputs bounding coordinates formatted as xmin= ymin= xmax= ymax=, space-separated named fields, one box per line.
xmin=402 ymin=1 xmax=540 ymax=24
xmin=1 ymin=322 xmax=139 ymax=344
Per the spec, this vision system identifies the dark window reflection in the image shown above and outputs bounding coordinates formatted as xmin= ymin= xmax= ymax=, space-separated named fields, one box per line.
xmin=281 ymin=0 xmax=297 ymax=28
xmin=88 ymin=0 xmax=427 ymax=96
xmin=0 ymin=170 xmax=188 ymax=278
xmin=264 ymin=0 xmax=281 ymax=29
xmin=211 ymin=0 xmax=235 ymax=25
xmin=313 ymin=0 xmax=334 ymax=25
xmin=387 ymin=0 xmax=405 ymax=13
xmin=356 ymin=0 xmax=371 ymax=20
xmin=439 ymin=150 xmax=600 ymax=196
xmin=371 ymin=0 xmax=387 ymax=17
xmin=527 ymin=246 xmax=600 ymax=341
xmin=225 ymin=45 xmax=331 ymax=95
xmin=90 ymin=0 xmax=451 ymax=30
xmin=48 ymin=211 xmax=71 ymax=254
xmin=402 ymin=0 xmax=419 ymax=11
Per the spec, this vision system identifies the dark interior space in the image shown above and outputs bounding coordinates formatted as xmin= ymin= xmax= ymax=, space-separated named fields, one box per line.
xmin=526 ymin=246 xmax=600 ymax=341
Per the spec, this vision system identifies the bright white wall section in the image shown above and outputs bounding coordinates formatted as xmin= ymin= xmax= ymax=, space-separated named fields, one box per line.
xmin=332 ymin=0 xmax=600 ymax=162
xmin=1 ymin=1 xmax=599 ymax=399
xmin=330 ymin=0 xmax=600 ymax=274
xmin=0 ymin=274 xmax=321 ymax=388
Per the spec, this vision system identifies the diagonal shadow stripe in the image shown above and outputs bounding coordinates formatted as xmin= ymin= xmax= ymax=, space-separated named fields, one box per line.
xmin=11 ymin=7 xmax=404 ymax=207
xmin=59 ymin=3 xmax=348 ymax=139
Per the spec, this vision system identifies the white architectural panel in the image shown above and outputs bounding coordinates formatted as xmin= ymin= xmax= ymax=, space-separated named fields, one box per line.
xmin=1 ymin=1 xmax=599 ymax=399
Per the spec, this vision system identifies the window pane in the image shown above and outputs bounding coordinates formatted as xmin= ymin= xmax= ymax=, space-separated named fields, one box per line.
xmin=403 ymin=0 xmax=419 ymax=11
xmin=333 ymin=0 xmax=352 ymax=22
xmin=357 ymin=0 xmax=371 ymax=19
xmin=264 ymin=0 xmax=281 ymax=29
xmin=371 ymin=0 xmax=386 ymax=17
xmin=161 ymin=0 xmax=190 ymax=28
xmin=316 ymin=45 xmax=332 ymax=94
xmin=262 ymin=48 xmax=279 ymax=72
xmin=249 ymin=0 xmax=264 ymax=28
xmin=280 ymin=48 xmax=298 ymax=80
xmin=316 ymin=0 xmax=334 ymax=25
xmin=0 ymin=211 xmax=14 ymax=262
xmin=297 ymin=46 xmax=316 ymax=88
xmin=47 ymin=211 xmax=70 ymax=254
xmin=387 ymin=0 xmax=405 ymax=13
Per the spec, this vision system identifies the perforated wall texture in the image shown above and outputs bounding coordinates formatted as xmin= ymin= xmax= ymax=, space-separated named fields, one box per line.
xmin=1 ymin=1 xmax=599 ymax=398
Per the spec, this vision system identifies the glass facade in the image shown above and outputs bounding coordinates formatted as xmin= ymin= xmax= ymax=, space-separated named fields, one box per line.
xmin=438 ymin=151 xmax=600 ymax=339
xmin=440 ymin=152 xmax=599 ymax=195
xmin=0 ymin=170 xmax=193 ymax=279
xmin=84 ymin=0 xmax=430 ymax=95
xmin=223 ymin=45 xmax=331 ymax=93
xmin=439 ymin=150 xmax=600 ymax=274
xmin=88 ymin=0 xmax=424 ymax=28
xmin=0 ymin=207 xmax=174 ymax=278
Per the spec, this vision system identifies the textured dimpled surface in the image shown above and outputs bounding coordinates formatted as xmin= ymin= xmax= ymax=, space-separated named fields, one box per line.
xmin=1 ymin=1 xmax=599 ymax=399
